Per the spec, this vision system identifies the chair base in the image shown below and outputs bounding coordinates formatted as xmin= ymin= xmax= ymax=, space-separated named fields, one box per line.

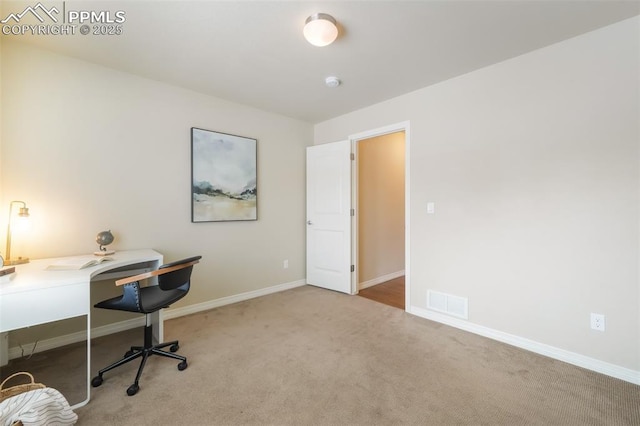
xmin=91 ymin=322 xmax=187 ymax=396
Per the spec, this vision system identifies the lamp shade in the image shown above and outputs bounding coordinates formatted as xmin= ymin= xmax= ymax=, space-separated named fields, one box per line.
xmin=303 ymin=13 xmax=338 ymax=47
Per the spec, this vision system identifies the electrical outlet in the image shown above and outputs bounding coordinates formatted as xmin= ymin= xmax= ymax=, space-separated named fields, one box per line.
xmin=590 ymin=313 xmax=605 ymax=332
xmin=283 ymin=259 xmax=289 ymax=269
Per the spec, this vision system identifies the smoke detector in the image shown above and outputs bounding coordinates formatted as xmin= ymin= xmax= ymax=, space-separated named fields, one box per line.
xmin=325 ymin=76 xmax=341 ymax=88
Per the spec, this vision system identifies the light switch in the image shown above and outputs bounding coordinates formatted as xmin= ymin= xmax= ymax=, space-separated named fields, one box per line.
xmin=427 ymin=202 xmax=435 ymax=214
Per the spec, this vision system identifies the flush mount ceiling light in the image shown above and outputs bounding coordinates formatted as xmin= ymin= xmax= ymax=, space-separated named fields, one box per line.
xmin=303 ymin=13 xmax=338 ymax=47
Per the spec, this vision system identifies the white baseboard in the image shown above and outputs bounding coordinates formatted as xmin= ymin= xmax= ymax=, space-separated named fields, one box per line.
xmin=163 ymin=279 xmax=306 ymax=320
xmin=410 ymin=305 xmax=640 ymax=385
xmin=359 ymin=270 xmax=405 ymax=290
xmin=8 ymin=317 xmax=145 ymax=361
xmin=7 ymin=279 xmax=306 ymax=361
xmin=16 ymin=279 xmax=634 ymax=387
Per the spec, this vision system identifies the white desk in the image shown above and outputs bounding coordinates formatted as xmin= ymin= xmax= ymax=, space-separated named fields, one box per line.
xmin=0 ymin=249 xmax=163 ymax=409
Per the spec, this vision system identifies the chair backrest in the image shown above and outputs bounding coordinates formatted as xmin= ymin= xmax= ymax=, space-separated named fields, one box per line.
xmin=157 ymin=256 xmax=202 ymax=291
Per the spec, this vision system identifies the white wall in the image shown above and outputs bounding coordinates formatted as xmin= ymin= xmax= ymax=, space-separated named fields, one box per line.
xmin=315 ymin=17 xmax=640 ymax=375
xmin=1 ymin=41 xmax=312 ymax=316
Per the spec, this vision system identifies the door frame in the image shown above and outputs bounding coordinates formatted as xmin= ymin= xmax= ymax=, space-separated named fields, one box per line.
xmin=349 ymin=121 xmax=411 ymax=311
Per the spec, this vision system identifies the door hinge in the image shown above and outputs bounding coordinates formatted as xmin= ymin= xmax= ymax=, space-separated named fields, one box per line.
xmin=350 ymin=153 xmax=355 ymax=160
xmin=351 ymin=265 xmax=355 ymax=272
xmin=350 ymin=209 xmax=354 ymax=216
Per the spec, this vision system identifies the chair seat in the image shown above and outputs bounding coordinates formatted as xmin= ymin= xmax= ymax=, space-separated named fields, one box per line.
xmin=95 ymin=285 xmax=188 ymax=314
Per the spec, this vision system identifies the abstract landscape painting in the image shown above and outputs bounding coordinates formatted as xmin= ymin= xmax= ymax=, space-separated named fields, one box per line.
xmin=191 ymin=128 xmax=257 ymax=222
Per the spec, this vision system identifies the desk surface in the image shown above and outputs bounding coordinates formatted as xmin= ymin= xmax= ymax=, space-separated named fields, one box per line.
xmin=0 ymin=249 xmax=162 ymax=296
xmin=0 ymin=249 xmax=163 ymax=333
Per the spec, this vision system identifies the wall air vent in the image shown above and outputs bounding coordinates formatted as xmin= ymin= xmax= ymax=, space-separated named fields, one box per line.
xmin=427 ymin=290 xmax=469 ymax=320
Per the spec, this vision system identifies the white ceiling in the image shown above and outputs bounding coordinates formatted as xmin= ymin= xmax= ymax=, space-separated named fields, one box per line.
xmin=2 ymin=1 xmax=639 ymax=123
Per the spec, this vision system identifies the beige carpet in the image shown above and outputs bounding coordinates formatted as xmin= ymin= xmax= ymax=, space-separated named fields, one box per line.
xmin=3 ymin=285 xmax=639 ymax=425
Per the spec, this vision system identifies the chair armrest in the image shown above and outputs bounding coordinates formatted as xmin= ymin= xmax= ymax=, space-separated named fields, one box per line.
xmin=115 ymin=259 xmax=200 ymax=286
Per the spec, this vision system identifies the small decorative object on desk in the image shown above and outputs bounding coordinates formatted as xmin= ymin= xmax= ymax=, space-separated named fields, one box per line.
xmin=0 ymin=266 xmax=16 ymax=283
xmin=0 ymin=254 xmax=16 ymax=283
xmin=95 ymin=230 xmax=115 ymax=256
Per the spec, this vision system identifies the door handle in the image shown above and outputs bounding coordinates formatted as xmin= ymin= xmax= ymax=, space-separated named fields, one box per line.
xmin=307 ymin=220 xmax=313 ymax=225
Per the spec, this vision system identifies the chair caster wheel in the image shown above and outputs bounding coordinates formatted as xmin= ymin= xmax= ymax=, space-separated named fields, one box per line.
xmin=170 ymin=344 xmax=179 ymax=352
xmin=91 ymin=376 xmax=103 ymax=387
xmin=178 ymin=360 xmax=188 ymax=371
xmin=127 ymin=384 xmax=139 ymax=396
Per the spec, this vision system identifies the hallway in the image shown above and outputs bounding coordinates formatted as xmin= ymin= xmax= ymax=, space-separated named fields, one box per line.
xmin=357 ymin=276 xmax=405 ymax=310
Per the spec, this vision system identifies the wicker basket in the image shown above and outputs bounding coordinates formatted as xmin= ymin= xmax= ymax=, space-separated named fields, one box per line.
xmin=0 ymin=372 xmax=46 ymax=403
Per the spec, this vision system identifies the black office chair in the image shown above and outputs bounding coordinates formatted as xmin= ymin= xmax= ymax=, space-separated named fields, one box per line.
xmin=91 ymin=255 xmax=201 ymax=396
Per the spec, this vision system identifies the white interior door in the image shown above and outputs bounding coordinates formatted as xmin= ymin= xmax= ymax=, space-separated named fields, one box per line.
xmin=306 ymin=140 xmax=353 ymax=294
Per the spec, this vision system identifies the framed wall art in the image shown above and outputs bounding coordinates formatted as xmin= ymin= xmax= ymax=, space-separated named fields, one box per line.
xmin=191 ymin=127 xmax=257 ymax=222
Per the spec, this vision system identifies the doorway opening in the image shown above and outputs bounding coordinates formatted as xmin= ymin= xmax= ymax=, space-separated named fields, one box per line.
xmin=354 ymin=130 xmax=406 ymax=310
xmin=358 ymin=276 xmax=405 ymax=309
